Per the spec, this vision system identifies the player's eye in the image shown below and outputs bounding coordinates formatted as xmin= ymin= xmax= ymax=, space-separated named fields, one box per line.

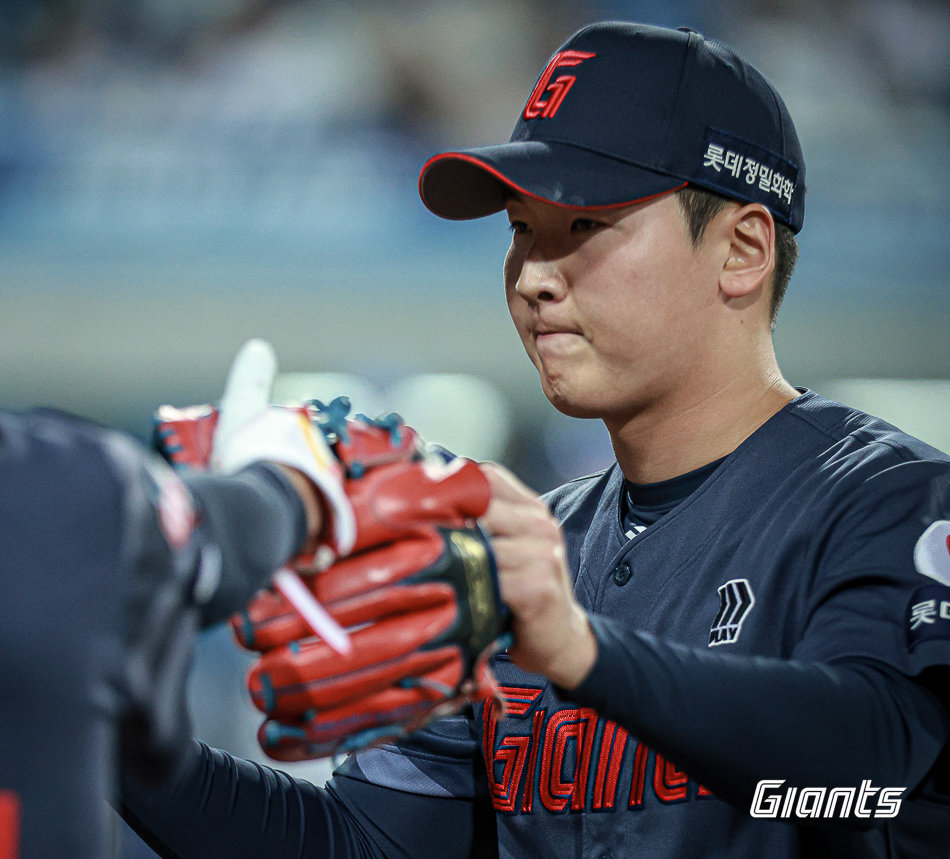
xmin=507 ymin=220 xmax=529 ymax=235
xmin=570 ymin=218 xmax=602 ymax=233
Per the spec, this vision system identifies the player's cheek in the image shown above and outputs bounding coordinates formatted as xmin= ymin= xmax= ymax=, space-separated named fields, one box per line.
xmin=503 ymin=241 xmax=525 ymax=293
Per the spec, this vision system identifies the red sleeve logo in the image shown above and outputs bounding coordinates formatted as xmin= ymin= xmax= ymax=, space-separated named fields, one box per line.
xmin=523 ymin=50 xmax=596 ymax=120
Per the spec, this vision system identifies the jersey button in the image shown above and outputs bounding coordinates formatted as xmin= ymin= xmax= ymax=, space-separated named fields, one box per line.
xmin=613 ymin=563 xmax=632 ymax=586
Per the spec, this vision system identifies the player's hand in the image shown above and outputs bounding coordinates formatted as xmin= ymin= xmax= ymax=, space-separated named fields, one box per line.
xmin=153 ymin=339 xmax=352 ymax=555
xmin=152 ymin=339 xmax=363 ymax=657
xmin=478 ymin=462 xmax=597 ymax=689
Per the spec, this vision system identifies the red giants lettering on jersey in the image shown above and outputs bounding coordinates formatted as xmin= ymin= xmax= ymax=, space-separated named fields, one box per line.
xmin=522 ymin=51 xmax=595 ymax=120
xmin=0 ymin=790 xmax=20 ymax=859
xmin=482 ymin=686 xmax=713 ymax=814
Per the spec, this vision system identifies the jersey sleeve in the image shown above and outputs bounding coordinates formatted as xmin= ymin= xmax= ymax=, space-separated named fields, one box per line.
xmin=0 ymin=410 xmax=133 ymax=857
xmin=572 ymin=618 xmax=949 ymax=811
xmin=179 ymin=463 xmax=310 ymax=627
xmin=121 ymin=739 xmax=484 ymax=859
xmin=100 ymin=433 xmax=311 ymax=784
xmin=329 ymin=711 xmax=496 ymax=854
xmin=792 ymin=460 xmax=950 ymax=677
xmin=332 ymin=710 xmax=487 ymax=799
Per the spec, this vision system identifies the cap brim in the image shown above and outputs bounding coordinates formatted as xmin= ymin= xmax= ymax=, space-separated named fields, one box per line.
xmin=419 ymin=141 xmax=685 ymax=220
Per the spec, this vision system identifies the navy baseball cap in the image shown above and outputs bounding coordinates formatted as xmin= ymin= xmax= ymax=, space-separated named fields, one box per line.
xmin=419 ymin=22 xmax=806 ymax=233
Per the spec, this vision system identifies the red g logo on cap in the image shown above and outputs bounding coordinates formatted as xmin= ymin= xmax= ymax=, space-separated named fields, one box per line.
xmin=523 ymin=50 xmax=596 ymax=120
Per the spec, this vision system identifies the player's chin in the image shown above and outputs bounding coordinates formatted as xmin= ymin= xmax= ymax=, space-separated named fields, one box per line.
xmin=539 ymin=374 xmax=609 ymax=420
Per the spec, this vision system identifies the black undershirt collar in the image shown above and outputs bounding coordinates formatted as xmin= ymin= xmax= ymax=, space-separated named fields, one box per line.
xmin=620 ymin=456 xmax=726 ymax=538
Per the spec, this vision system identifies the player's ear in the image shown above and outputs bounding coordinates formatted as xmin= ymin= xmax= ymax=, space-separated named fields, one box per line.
xmin=719 ymin=204 xmax=774 ymax=300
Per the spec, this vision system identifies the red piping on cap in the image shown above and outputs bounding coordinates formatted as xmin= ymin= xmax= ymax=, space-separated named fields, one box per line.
xmin=419 ymin=151 xmax=686 ymax=216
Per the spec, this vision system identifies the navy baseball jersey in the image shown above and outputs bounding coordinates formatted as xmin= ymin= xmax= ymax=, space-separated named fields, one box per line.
xmin=340 ymin=390 xmax=950 ymax=855
xmin=121 ymin=390 xmax=950 ymax=858
xmin=0 ymin=409 xmax=309 ymax=858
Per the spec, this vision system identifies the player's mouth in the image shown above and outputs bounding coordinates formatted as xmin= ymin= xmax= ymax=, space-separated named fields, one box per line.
xmin=533 ymin=318 xmax=583 ymax=337
xmin=533 ymin=322 xmax=585 ymax=355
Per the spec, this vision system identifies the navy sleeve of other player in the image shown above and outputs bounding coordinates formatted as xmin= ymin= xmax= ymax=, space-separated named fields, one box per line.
xmin=573 ymin=617 xmax=950 ymax=814
xmin=120 ymin=740 xmax=484 ymax=859
xmin=0 ymin=410 xmax=132 ymax=857
xmin=181 ymin=463 xmax=310 ymax=627
xmin=0 ymin=410 xmax=315 ymax=855
xmin=108 ymin=435 xmax=311 ymax=785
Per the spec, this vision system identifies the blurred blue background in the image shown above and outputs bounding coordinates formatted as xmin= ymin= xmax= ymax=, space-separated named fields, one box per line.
xmin=0 ymin=0 xmax=948 ymax=851
xmin=2 ymin=0 xmax=949 ymax=487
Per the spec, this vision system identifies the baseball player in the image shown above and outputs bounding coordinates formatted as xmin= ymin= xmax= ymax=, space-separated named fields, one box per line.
xmin=120 ymin=22 xmax=950 ymax=857
xmin=0 ymin=340 xmax=376 ymax=858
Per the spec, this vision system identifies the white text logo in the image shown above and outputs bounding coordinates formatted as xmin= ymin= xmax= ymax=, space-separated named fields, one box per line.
xmin=750 ymin=779 xmax=904 ymax=819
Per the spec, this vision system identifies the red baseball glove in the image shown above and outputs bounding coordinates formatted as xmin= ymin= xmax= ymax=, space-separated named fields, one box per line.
xmin=153 ymin=354 xmax=508 ymax=761
xmin=231 ymin=406 xmax=509 ymax=761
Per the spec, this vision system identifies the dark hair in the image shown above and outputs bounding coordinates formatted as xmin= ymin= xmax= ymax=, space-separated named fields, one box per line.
xmin=675 ymin=185 xmax=798 ymax=329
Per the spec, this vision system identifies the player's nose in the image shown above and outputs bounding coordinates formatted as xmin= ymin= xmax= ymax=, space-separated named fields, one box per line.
xmin=515 ymin=257 xmax=568 ymax=304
